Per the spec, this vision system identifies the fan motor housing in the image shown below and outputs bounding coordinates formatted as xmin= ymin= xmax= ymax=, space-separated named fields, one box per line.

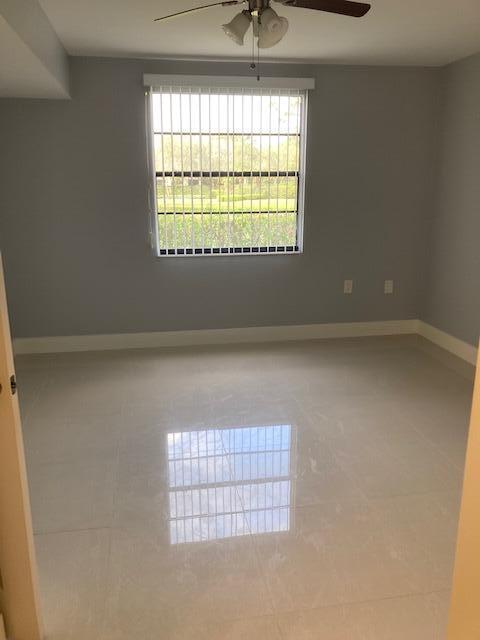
xmin=248 ymin=0 xmax=270 ymax=13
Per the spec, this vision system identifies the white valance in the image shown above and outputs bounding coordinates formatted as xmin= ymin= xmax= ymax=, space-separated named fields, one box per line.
xmin=143 ymin=73 xmax=315 ymax=91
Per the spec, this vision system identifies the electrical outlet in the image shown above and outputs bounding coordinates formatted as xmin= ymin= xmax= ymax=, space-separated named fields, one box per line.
xmin=344 ymin=279 xmax=353 ymax=294
xmin=384 ymin=279 xmax=394 ymax=295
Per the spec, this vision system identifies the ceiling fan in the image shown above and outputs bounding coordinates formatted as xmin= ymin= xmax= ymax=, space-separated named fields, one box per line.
xmin=154 ymin=0 xmax=371 ymax=49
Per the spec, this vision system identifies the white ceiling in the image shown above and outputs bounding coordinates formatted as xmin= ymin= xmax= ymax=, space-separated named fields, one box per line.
xmin=38 ymin=0 xmax=480 ymax=67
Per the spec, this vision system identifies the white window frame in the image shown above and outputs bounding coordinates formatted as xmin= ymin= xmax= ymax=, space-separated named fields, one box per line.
xmin=144 ymin=75 xmax=313 ymax=258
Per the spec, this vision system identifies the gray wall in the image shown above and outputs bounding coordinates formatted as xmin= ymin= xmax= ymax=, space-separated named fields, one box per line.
xmin=0 ymin=57 xmax=439 ymax=338
xmin=422 ymin=53 xmax=480 ymax=347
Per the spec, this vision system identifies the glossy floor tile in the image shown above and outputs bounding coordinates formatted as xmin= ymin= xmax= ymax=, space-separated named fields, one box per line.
xmin=17 ymin=336 xmax=473 ymax=640
xmin=35 ymin=528 xmax=111 ymax=640
xmin=102 ymin=529 xmax=274 ymax=640
xmin=277 ymin=591 xmax=451 ymax=640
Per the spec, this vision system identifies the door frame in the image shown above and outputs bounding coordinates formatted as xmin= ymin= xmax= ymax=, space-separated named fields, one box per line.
xmin=448 ymin=342 xmax=480 ymax=638
xmin=0 ymin=253 xmax=43 ymax=640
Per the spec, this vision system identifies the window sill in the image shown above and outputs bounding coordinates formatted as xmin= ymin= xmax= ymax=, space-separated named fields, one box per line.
xmin=157 ymin=246 xmax=301 ymax=257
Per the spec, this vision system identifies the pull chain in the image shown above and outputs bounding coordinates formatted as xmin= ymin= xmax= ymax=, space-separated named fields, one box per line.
xmin=250 ymin=15 xmax=256 ymax=71
xmin=250 ymin=14 xmax=261 ymax=81
xmin=257 ymin=28 xmax=260 ymax=81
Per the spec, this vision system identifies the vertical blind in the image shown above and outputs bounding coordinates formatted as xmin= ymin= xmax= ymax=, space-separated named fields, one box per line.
xmin=151 ymin=86 xmax=306 ymax=256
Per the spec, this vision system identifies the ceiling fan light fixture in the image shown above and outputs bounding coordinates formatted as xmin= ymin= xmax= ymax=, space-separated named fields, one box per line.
xmin=222 ymin=10 xmax=252 ymax=45
xmin=258 ymin=7 xmax=289 ymax=48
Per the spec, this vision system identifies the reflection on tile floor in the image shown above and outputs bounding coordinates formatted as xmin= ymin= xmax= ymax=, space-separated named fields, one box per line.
xmin=168 ymin=424 xmax=293 ymax=544
xmin=18 ymin=336 xmax=473 ymax=639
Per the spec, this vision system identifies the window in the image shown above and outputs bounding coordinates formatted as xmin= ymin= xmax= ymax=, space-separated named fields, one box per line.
xmin=147 ymin=79 xmax=309 ymax=256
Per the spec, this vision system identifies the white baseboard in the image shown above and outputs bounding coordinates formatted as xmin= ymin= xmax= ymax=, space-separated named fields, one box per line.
xmin=13 ymin=319 xmax=478 ymax=365
xmin=13 ymin=319 xmax=418 ymax=355
xmin=417 ymin=321 xmax=478 ymax=366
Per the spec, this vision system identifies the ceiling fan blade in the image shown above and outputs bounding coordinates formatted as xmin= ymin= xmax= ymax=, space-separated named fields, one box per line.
xmin=277 ymin=0 xmax=371 ymax=17
xmin=154 ymin=1 xmax=243 ymax=22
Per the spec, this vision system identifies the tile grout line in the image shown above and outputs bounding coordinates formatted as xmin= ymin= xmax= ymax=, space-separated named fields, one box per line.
xmin=218 ymin=427 xmax=284 ymax=619
xmin=34 ymin=525 xmax=113 ymax=537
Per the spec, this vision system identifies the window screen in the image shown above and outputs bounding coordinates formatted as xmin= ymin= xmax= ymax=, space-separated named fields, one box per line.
xmin=151 ymin=86 xmax=306 ymax=256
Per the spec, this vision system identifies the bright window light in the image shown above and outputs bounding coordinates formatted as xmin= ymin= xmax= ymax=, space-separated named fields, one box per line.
xmin=151 ymin=87 xmax=307 ymax=256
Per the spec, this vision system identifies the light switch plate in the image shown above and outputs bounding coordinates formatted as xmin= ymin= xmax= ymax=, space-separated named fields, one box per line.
xmin=344 ymin=279 xmax=353 ymax=294
xmin=384 ymin=279 xmax=394 ymax=294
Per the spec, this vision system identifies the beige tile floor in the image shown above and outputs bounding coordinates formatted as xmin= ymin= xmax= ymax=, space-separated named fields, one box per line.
xmin=16 ymin=335 xmax=473 ymax=640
